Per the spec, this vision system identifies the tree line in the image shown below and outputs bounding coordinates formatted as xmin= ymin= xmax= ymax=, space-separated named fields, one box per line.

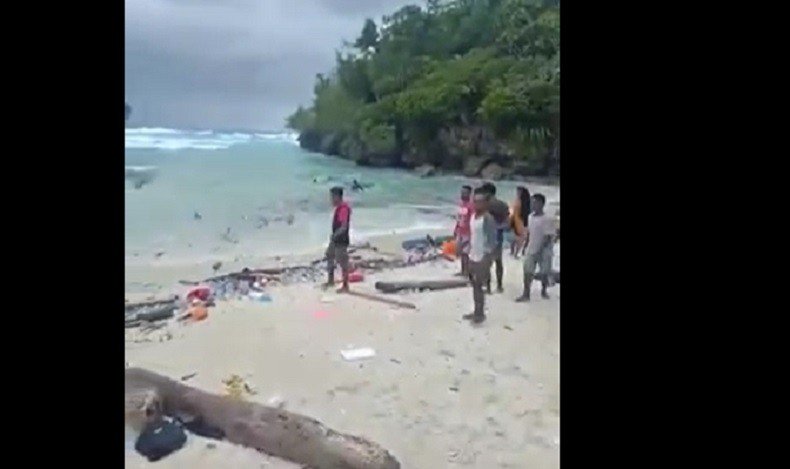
xmin=287 ymin=0 xmax=559 ymax=177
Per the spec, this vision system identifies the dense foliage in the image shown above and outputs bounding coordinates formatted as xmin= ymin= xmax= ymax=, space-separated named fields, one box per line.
xmin=287 ymin=0 xmax=559 ymax=176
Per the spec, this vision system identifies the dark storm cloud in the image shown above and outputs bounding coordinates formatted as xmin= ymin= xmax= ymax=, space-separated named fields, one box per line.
xmin=125 ymin=0 xmax=413 ymax=130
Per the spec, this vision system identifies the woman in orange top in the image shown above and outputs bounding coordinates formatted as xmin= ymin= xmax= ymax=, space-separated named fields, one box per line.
xmin=509 ymin=186 xmax=531 ymax=258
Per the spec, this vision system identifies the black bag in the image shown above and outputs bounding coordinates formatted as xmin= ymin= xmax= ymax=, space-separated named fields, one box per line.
xmin=135 ymin=419 xmax=187 ymax=462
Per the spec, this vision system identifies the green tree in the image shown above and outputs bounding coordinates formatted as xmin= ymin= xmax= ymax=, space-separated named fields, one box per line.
xmin=354 ymin=18 xmax=379 ymax=53
xmin=287 ymin=0 xmax=560 ymax=175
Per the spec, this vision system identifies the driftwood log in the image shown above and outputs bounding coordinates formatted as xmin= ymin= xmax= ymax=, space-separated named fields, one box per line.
xmin=125 ymin=298 xmax=176 ymax=313
xmin=375 ymin=279 xmax=470 ymax=293
xmin=126 ymin=368 xmax=400 ymax=469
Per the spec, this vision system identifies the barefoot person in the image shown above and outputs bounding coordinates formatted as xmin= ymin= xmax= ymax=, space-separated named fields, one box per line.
xmin=509 ymin=186 xmax=531 ymax=258
xmin=462 ymin=188 xmax=498 ymax=324
xmin=325 ymin=186 xmax=351 ymax=292
xmin=516 ymin=193 xmax=556 ymax=302
xmin=481 ymin=182 xmax=510 ymax=293
xmin=453 ymin=185 xmax=474 ymax=277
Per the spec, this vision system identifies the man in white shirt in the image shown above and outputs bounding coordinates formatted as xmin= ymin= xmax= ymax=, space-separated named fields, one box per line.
xmin=516 ymin=193 xmax=556 ymax=302
xmin=462 ymin=187 xmax=499 ymax=324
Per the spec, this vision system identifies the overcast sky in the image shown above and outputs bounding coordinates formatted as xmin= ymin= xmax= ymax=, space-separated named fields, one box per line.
xmin=125 ymin=0 xmax=413 ymax=131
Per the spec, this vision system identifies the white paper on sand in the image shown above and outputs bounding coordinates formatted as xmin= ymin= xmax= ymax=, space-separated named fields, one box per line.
xmin=340 ymin=347 xmax=376 ymax=361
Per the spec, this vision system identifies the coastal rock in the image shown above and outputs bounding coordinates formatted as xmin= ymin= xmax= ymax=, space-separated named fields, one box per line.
xmin=319 ymin=133 xmax=341 ymax=156
xmin=298 ymin=130 xmax=322 ymax=152
xmin=415 ymin=164 xmax=436 ymax=178
xmin=480 ymin=162 xmax=504 ymax=181
xmin=358 ymin=152 xmax=401 ymax=167
xmin=463 ymin=156 xmax=491 ymax=177
xmin=511 ymin=162 xmax=533 ymax=176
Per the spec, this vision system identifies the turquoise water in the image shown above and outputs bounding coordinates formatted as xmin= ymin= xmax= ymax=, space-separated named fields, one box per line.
xmin=125 ymin=128 xmax=559 ymax=264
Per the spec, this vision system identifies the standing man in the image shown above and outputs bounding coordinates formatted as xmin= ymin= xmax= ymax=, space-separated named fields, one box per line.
xmin=481 ymin=182 xmax=510 ymax=293
xmin=454 ymin=185 xmax=474 ymax=277
xmin=462 ymin=187 xmax=498 ymax=324
xmin=325 ymin=186 xmax=352 ymax=292
xmin=516 ymin=193 xmax=556 ymax=302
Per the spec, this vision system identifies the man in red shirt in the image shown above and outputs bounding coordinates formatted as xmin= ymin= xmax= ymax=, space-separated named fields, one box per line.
xmin=325 ymin=186 xmax=351 ymax=292
xmin=454 ymin=185 xmax=474 ymax=277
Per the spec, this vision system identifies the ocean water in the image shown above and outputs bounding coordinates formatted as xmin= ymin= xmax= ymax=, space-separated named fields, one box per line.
xmin=125 ymin=127 xmax=559 ymax=265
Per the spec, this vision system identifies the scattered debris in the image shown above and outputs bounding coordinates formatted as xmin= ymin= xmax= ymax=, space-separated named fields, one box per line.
xmin=267 ymin=395 xmax=287 ymax=409
xmin=340 ymin=348 xmax=376 ymax=361
xmin=222 ymin=374 xmax=257 ymax=399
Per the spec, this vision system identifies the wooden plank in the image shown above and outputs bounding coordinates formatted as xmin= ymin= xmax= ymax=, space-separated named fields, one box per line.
xmin=344 ymin=290 xmax=417 ymax=309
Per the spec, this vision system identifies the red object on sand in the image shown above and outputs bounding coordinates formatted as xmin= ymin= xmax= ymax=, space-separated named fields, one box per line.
xmin=334 ymin=270 xmax=364 ymax=283
xmin=187 ymin=285 xmax=211 ymax=302
xmin=188 ymin=304 xmax=208 ymax=321
xmin=312 ymin=310 xmax=330 ymax=319
xmin=348 ymin=271 xmax=364 ymax=283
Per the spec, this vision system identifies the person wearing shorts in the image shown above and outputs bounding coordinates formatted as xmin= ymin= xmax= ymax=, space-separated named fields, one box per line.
xmin=325 ymin=186 xmax=352 ymax=292
xmin=454 ymin=185 xmax=474 ymax=277
xmin=516 ymin=193 xmax=556 ymax=301
xmin=480 ymin=182 xmax=510 ymax=293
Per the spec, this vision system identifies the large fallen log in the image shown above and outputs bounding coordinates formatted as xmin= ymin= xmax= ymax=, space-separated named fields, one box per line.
xmin=375 ymin=279 xmax=470 ymax=293
xmin=126 ymin=368 xmax=400 ymax=469
xmin=125 ymin=298 xmax=176 ymax=313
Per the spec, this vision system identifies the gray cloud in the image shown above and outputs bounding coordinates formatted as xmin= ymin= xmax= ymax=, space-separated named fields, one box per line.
xmin=125 ymin=0 xmax=414 ymax=130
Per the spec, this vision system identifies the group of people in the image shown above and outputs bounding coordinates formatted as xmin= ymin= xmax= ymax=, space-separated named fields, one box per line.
xmin=321 ymin=183 xmax=556 ymax=325
xmin=453 ymin=183 xmax=556 ymax=324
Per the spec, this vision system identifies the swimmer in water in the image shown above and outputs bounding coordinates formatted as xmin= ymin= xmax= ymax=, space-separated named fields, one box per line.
xmin=194 ymin=211 xmax=202 ymax=220
xmin=352 ymin=179 xmax=364 ymax=192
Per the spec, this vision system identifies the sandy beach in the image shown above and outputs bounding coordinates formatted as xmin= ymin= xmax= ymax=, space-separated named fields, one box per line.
xmin=125 ymin=233 xmax=559 ymax=469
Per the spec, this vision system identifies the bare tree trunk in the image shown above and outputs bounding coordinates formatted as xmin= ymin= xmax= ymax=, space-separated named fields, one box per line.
xmin=126 ymin=368 xmax=400 ymax=469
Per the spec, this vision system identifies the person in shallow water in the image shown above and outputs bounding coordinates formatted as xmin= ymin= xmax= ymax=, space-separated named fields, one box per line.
xmin=516 ymin=193 xmax=556 ymax=302
xmin=324 ymin=186 xmax=351 ymax=292
xmin=480 ymin=182 xmax=510 ymax=293
xmin=462 ymin=187 xmax=498 ymax=324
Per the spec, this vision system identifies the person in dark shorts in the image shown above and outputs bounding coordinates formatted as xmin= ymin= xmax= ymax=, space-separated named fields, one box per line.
xmin=480 ymin=182 xmax=510 ymax=293
xmin=325 ymin=186 xmax=351 ymax=292
xmin=516 ymin=193 xmax=556 ymax=302
xmin=461 ymin=187 xmax=498 ymax=324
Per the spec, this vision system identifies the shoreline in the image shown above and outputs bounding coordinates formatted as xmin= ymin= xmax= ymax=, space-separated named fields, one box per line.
xmin=125 ymin=229 xmax=451 ymax=302
xmin=299 ymin=144 xmax=561 ymax=186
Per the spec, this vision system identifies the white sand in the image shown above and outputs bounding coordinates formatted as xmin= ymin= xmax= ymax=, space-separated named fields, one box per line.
xmin=126 ymin=243 xmax=559 ymax=468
